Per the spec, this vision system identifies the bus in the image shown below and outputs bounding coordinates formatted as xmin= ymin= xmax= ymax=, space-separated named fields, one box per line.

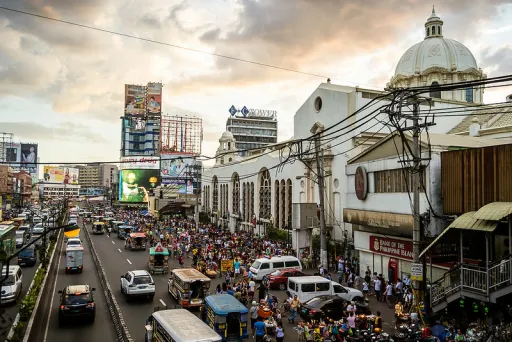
xmin=0 ymin=221 xmax=17 ymax=259
xmin=145 ymin=309 xmax=221 ymax=342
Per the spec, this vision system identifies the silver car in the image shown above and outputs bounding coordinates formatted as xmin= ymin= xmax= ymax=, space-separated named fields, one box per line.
xmin=120 ymin=270 xmax=155 ymax=300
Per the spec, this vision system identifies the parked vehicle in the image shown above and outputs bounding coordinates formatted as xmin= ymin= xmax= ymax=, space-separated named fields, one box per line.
xmin=288 ymin=276 xmax=364 ymax=303
xmin=0 ymin=266 xmax=23 ymax=304
xmin=65 ymin=246 xmax=84 ymax=273
xmin=249 ymin=256 xmax=302 ymax=281
xmin=18 ymin=246 xmax=37 ymax=267
xmin=58 ymin=284 xmax=96 ymax=325
xmin=299 ymin=295 xmax=372 ymax=321
xmin=268 ymin=268 xmax=307 ymax=290
xmin=120 ymin=270 xmax=155 ymax=300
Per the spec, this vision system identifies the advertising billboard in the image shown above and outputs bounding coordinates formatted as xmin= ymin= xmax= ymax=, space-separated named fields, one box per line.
xmin=165 ymin=179 xmax=194 ymax=194
xmin=20 ymin=143 xmax=38 ymax=173
xmin=43 ymin=166 xmax=79 ymax=184
xmin=124 ymin=84 xmax=146 ymax=115
xmin=160 ymin=154 xmax=195 ymax=179
xmin=119 ymin=169 xmax=160 ymax=203
xmin=130 ymin=117 xmax=147 ymax=131
xmin=120 ymin=156 xmax=159 ymax=170
xmin=146 ymin=82 xmax=162 ymax=115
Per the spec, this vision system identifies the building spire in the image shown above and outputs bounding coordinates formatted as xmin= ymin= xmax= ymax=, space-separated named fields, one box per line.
xmin=432 ymin=5 xmax=435 ymax=16
xmin=425 ymin=5 xmax=443 ymax=39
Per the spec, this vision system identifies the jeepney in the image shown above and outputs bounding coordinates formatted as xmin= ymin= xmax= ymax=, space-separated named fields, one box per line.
xmin=103 ymin=217 xmax=114 ymax=229
xmin=111 ymin=221 xmax=125 ymax=233
xmin=125 ymin=232 xmax=147 ymax=250
xmin=148 ymin=243 xmax=169 ymax=274
xmin=92 ymin=222 xmax=105 ymax=234
xmin=92 ymin=215 xmax=104 ymax=223
xmin=201 ymin=294 xmax=249 ymax=341
xmin=117 ymin=225 xmax=133 ymax=240
xmin=168 ymin=268 xmax=210 ymax=308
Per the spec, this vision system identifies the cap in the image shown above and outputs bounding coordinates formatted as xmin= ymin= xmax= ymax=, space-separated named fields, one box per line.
xmin=252 ymin=301 xmax=257 ymax=305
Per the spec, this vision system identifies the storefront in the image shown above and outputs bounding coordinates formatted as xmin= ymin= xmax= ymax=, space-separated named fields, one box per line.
xmin=354 ymin=231 xmax=448 ymax=283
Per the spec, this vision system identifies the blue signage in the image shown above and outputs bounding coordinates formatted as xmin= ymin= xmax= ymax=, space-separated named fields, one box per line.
xmin=229 ymin=105 xmax=237 ymax=116
xmin=241 ymin=106 xmax=249 ymax=117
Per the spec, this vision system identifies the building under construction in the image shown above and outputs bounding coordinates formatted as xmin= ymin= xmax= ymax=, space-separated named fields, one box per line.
xmin=159 ymin=115 xmax=203 ymax=156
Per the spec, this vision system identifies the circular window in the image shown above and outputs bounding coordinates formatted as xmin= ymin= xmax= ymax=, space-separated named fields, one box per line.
xmin=334 ymin=178 xmax=339 ymax=189
xmin=314 ymin=96 xmax=322 ymax=112
xmin=300 ymin=180 xmax=305 ymax=188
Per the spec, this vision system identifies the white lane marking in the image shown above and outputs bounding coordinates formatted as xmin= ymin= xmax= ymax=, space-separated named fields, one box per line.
xmin=118 ymin=248 xmax=122 ymax=253
xmin=43 ymin=239 xmax=64 ymax=342
xmin=111 ymin=240 xmax=115 ymax=244
xmin=127 ymin=259 xmax=132 ymax=264
xmin=160 ymin=299 xmax=167 ymax=307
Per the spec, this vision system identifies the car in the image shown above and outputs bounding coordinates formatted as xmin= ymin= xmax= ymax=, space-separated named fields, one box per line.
xmin=58 ymin=284 xmax=96 ymax=325
xmin=299 ymin=295 xmax=372 ymax=322
xmin=66 ymin=238 xmax=83 ymax=249
xmin=120 ymin=270 xmax=155 ymax=300
xmin=268 ymin=268 xmax=307 ymax=290
xmin=0 ymin=266 xmax=23 ymax=304
xmin=32 ymin=223 xmax=44 ymax=235
xmin=16 ymin=230 xmax=27 ymax=248
xmin=18 ymin=246 xmax=37 ymax=267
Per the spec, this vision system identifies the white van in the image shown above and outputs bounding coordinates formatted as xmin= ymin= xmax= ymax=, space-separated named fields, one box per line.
xmin=0 ymin=266 xmax=23 ymax=304
xmin=287 ymin=276 xmax=364 ymax=303
xmin=249 ymin=256 xmax=302 ymax=281
xmin=65 ymin=246 xmax=84 ymax=273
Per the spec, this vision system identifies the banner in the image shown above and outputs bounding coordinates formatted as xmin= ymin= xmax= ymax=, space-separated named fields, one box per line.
xmin=160 ymin=154 xmax=195 ymax=178
xmin=124 ymin=84 xmax=146 ymax=115
xmin=120 ymin=156 xmax=159 ymax=170
xmin=20 ymin=143 xmax=38 ymax=173
xmin=162 ymin=179 xmax=194 ymax=194
xmin=119 ymin=169 xmax=160 ymax=203
xmin=220 ymin=260 xmax=234 ymax=272
xmin=43 ymin=166 xmax=79 ymax=184
xmin=146 ymin=82 xmax=162 ymax=115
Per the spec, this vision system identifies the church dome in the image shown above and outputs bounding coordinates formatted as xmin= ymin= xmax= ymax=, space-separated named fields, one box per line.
xmin=394 ymin=7 xmax=478 ymax=78
xmin=220 ymin=131 xmax=234 ymax=141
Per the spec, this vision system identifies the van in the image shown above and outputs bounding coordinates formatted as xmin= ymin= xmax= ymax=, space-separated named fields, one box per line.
xmin=16 ymin=230 xmax=26 ymax=248
xmin=32 ymin=217 xmax=42 ymax=225
xmin=65 ymin=246 xmax=84 ymax=273
xmin=18 ymin=246 xmax=37 ymax=267
xmin=249 ymin=256 xmax=302 ymax=281
xmin=287 ymin=276 xmax=364 ymax=303
xmin=0 ymin=266 xmax=23 ymax=304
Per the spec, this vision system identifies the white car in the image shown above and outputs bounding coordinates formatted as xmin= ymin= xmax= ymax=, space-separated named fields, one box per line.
xmin=120 ymin=270 xmax=155 ymax=300
xmin=66 ymin=238 xmax=83 ymax=249
xmin=0 ymin=266 xmax=23 ymax=304
xmin=332 ymin=282 xmax=364 ymax=302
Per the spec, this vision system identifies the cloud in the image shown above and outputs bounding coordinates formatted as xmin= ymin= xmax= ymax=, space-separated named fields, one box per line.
xmin=0 ymin=121 xmax=108 ymax=143
xmin=479 ymin=45 xmax=512 ymax=76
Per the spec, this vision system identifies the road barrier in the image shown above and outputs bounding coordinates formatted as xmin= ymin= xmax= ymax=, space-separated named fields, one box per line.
xmin=84 ymin=226 xmax=133 ymax=342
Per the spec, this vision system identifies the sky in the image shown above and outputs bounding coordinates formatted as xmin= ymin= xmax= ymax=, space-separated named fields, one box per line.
xmin=0 ymin=0 xmax=512 ymax=166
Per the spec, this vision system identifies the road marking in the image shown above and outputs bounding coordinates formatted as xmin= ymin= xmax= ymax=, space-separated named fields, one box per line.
xmin=160 ymin=299 xmax=167 ymax=307
xmin=118 ymin=248 xmax=122 ymax=253
xmin=111 ymin=240 xmax=115 ymax=244
xmin=127 ymin=259 xmax=132 ymax=264
xmin=43 ymin=239 xmax=63 ymax=342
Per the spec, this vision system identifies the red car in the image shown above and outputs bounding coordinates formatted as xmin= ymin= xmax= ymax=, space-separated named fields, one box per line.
xmin=268 ymin=268 xmax=307 ymax=290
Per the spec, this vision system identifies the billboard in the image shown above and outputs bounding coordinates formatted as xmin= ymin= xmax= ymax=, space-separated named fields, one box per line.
xmin=119 ymin=169 xmax=160 ymax=203
xmin=20 ymin=143 xmax=37 ymax=173
xmin=120 ymin=156 xmax=159 ymax=170
xmin=124 ymin=84 xmax=146 ymax=115
xmin=130 ymin=117 xmax=147 ymax=131
xmin=165 ymin=179 xmax=194 ymax=195
xmin=160 ymin=154 xmax=195 ymax=179
xmin=146 ymin=82 xmax=162 ymax=115
xmin=43 ymin=166 xmax=79 ymax=184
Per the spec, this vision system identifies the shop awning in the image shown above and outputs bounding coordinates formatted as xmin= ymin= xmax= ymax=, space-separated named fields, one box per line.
xmin=419 ymin=211 xmax=499 ymax=258
xmin=472 ymin=202 xmax=512 ymax=221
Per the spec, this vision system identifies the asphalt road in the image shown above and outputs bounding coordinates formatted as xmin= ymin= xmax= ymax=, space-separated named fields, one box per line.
xmin=0 ymin=246 xmax=41 ymax=341
xmin=43 ymin=232 xmax=116 ymax=342
xmin=89 ymin=228 xmax=396 ymax=342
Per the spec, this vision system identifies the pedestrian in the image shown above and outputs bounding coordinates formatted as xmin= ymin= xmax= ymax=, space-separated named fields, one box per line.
xmin=253 ymin=316 xmax=266 ymax=341
xmin=275 ymin=321 xmax=285 ymax=342
xmin=362 ymin=280 xmax=369 ymax=298
xmin=250 ymin=301 xmax=259 ymax=332
xmin=288 ymin=295 xmax=300 ymax=324
xmin=385 ymin=281 xmax=394 ymax=307
xmin=374 ymin=276 xmax=382 ymax=302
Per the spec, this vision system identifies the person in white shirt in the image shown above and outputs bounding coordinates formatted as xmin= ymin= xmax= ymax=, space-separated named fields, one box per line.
xmin=385 ymin=281 xmax=394 ymax=306
xmin=374 ymin=278 xmax=382 ymax=302
xmin=362 ymin=281 xmax=369 ymax=297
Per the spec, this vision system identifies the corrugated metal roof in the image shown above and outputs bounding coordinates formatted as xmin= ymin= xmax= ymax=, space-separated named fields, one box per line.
xmin=473 ymin=202 xmax=512 ymax=221
xmin=419 ymin=212 xmax=498 ymax=258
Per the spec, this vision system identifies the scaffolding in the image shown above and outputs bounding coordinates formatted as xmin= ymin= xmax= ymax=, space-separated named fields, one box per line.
xmin=0 ymin=133 xmax=14 ymax=163
xmin=159 ymin=115 xmax=203 ymax=156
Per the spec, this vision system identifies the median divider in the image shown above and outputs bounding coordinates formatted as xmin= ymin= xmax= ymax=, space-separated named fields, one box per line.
xmin=84 ymin=226 xmax=133 ymax=342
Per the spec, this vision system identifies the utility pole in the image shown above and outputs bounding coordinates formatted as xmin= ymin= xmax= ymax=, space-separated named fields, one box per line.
xmin=412 ymin=101 xmax=421 ymax=302
xmin=311 ymin=123 xmax=327 ymax=270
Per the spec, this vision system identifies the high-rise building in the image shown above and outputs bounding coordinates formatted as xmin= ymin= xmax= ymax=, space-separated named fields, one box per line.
xmin=226 ymin=107 xmax=277 ymax=156
xmin=76 ymin=164 xmax=118 ymax=188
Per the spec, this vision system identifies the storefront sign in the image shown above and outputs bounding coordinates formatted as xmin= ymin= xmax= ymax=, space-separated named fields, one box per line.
xmin=355 ymin=166 xmax=368 ymax=200
xmin=411 ymin=263 xmax=424 ymax=281
xmin=120 ymin=156 xmax=159 ymax=170
xmin=369 ymin=236 xmax=413 ymax=260
xmin=343 ymin=208 xmax=414 ymax=230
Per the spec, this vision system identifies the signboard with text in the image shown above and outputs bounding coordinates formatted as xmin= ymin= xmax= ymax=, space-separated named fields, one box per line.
xmin=369 ymin=236 xmax=413 ymax=260
xmin=411 ymin=263 xmax=424 ymax=281
xmin=120 ymin=156 xmax=159 ymax=170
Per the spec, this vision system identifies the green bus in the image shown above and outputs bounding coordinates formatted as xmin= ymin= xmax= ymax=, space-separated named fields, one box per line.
xmin=0 ymin=221 xmax=17 ymax=260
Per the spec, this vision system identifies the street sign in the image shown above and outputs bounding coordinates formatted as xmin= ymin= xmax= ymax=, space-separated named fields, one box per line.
xmin=229 ymin=105 xmax=237 ymax=116
xmin=411 ymin=262 xmax=423 ymax=281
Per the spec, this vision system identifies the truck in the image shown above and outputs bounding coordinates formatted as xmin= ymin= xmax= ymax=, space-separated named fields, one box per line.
xmin=65 ymin=246 xmax=84 ymax=273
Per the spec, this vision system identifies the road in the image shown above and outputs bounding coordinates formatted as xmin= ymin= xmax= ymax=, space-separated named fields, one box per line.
xmin=89 ymin=228 xmax=397 ymax=341
xmin=0 ymin=246 xmax=41 ymax=341
xmin=43 ymin=231 xmax=116 ymax=342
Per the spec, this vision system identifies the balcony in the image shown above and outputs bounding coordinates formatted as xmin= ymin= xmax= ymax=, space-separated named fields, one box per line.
xmin=431 ymin=256 xmax=512 ymax=312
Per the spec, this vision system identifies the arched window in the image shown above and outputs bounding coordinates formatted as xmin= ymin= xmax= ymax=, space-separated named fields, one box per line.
xmin=250 ymin=182 xmax=255 ymax=220
xmin=430 ymin=81 xmax=441 ymax=99
xmin=228 ymin=158 xmax=232 ymax=162
xmin=224 ymin=184 xmax=229 ymax=216
xmin=432 ymin=26 xmax=436 ymax=35
xmin=212 ymin=176 xmax=219 ymax=213
xmin=232 ymin=173 xmax=240 ymax=215
xmin=274 ymin=180 xmax=280 ymax=229
xmin=465 ymin=87 xmax=474 ymax=102
xmin=280 ymin=179 xmax=286 ymax=229
xmin=259 ymin=169 xmax=271 ymax=219
xmin=286 ymin=179 xmax=292 ymax=229
xmin=242 ymin=183 xmax=247 ymax=221
xmin=426 ymin=27 xmax=430 ymax=36
xmin=438 ymin=26 xmax=441 ymax=35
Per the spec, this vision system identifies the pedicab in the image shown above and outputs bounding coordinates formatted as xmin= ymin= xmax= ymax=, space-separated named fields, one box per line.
xmin=148 ymin=243 xmax=169 ymax=275
xmin=125 ymin=232 xmax=147 ymax=250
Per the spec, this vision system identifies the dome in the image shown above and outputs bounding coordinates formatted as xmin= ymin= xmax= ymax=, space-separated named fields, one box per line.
xmin=220 ymin=131 xmax=234 ymax=141
xmin=394 ymin=7 xmax=478 ymax=78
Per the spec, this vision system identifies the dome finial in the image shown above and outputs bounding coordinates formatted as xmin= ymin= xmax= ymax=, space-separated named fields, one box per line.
xmin=432 ymin=5 xmax=435 ymax=15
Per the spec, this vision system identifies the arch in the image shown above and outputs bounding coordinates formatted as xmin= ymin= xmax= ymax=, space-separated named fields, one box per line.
xmin=212 ymin=176 xmax=219 ymax=213
xmin=232 ymin=173 xmax=240 ymax=216
xmin=259 ymin=169 xmax=271 ymax=219
xmin=242 ymin=183 xmax=247 ymax=221
xmin=286 ymin=179 xmax=292 ymax=229
xmin=274 ymin=180 xmax=280 ymax=228
xmin=250 ymin=182 xmax=255 ymax=221
xmin=430 ymin=81 xmax=441 ymax=99
xmin=280 ymin=179 xmax=286 ymax=229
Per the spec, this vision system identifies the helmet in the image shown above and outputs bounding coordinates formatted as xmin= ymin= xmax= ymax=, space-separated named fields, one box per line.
xmin=374 ymin=328 xmax=382 ymax=333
